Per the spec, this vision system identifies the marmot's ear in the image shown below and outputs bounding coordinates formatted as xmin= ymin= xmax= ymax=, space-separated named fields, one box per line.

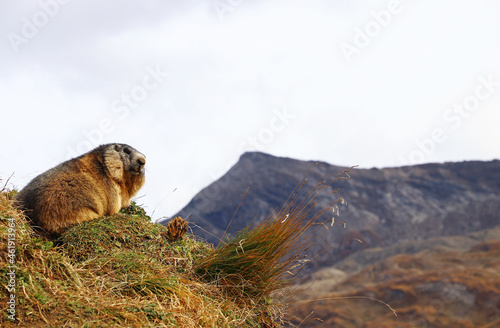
xmin=105 ymin=150 xmax=124 ymax=182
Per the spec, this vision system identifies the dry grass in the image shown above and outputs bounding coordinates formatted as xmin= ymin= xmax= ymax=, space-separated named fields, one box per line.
xmin=0 ymin=167 xmax=351 ymax=327
xmin=195 ymin=168 xmax=352 ymax=324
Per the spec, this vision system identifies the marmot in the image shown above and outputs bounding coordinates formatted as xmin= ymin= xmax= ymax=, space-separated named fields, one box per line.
xmin=15 ymin=143 xmax=146 ymax=235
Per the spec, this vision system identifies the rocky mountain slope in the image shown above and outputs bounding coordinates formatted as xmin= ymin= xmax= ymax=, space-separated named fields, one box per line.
xmin=288 ymin=227 xmax=500 ymax=327
xmin=166 ymin=152 xmax=500 ymax=326
xmin=170 ymin=152 xmax=500 ymax=267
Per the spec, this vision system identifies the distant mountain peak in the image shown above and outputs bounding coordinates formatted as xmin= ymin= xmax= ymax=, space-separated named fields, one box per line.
xmin=170 ymin=154 xmax=500 ymax=267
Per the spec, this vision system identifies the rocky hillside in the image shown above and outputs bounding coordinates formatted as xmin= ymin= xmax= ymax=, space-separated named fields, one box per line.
xmin=288 ymin=227 xmax=500 ymax=327
xmin=171 ymin=152 xmax=500 ymax=267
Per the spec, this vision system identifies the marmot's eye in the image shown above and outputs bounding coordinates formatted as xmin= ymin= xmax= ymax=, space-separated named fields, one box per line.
xmin=124 ymin=147 xmax=131 ymax=155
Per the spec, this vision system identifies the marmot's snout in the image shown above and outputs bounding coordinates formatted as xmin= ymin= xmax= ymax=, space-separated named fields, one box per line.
xmin=130 ymin=154 xmax=146 ymax=175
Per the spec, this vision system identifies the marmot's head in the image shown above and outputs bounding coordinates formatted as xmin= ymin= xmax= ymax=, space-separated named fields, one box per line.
xmin=115 ymin=143 xmax=146 ymax=176
xmin=103 ymin=143 xmax=146 ymax=183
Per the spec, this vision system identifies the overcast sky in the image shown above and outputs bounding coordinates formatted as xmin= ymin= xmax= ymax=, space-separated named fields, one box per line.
xmin=2 ymin=0 xmax=500 ymax=220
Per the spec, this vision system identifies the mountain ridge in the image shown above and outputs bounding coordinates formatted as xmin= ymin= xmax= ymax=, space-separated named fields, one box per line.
xmin=167 ymin=152 xmax=500 ymax=267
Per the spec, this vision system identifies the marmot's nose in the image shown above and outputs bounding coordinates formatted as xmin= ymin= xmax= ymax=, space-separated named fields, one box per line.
xmin=137 ymin=156 xmax=146 ymax=166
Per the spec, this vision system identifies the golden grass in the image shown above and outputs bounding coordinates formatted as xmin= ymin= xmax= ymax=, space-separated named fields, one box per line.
xmin=0 ymin=167 xmax=351 ymax=327
xmin=195 ymin=168 xmax=352 ymax=327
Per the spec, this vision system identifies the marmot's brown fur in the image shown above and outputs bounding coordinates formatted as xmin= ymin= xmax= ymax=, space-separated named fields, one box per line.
xmin=15 ymin=143 xmax=146 ymax=235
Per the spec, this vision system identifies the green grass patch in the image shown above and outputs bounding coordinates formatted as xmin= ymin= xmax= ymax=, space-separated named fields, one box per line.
xmin=0 ymin=168 xmax=350 ymax=327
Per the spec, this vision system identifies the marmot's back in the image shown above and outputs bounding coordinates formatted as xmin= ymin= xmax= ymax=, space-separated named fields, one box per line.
xmin=15 ymin=143 xmax=146 ymax=235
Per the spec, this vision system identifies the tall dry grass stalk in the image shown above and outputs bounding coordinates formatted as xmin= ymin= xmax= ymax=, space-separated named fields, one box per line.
xmin=194 ymin=166 xmax=352 ymax=301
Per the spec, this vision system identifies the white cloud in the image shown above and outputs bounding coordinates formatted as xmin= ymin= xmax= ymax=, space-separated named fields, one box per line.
xmin=2 ymin=0 xmax=500 ymax=219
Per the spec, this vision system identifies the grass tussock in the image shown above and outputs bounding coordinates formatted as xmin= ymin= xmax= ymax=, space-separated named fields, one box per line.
xmin=0 ymin=168 xmax=350 ymax=327
xmin=195 ymin=169 xmax=351 ymax=303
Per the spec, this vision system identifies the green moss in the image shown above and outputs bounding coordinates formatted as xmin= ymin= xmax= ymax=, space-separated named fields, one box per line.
xmin=1 ymin=188 xmax=321 ymax=327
